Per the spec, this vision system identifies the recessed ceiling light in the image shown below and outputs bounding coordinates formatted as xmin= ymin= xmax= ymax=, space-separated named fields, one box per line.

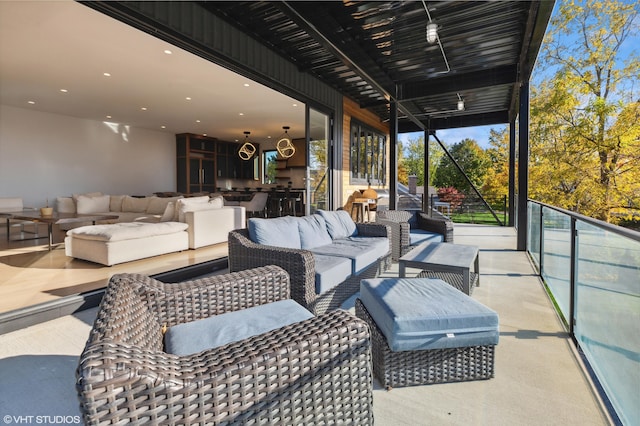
xmin=164 ymin=49 xmax=173 ymax=55
xmin=243 ymin=83 xmax=250 ymax=87
xmin=185 ymin=97 xmax=192 ymax=101
xmin=106 ymin=115 xmax=112 ymax=119
xmin=141 ymin=107 xmax=147 ymax=111
xmin=60 ymin=89 xmax=68 ymax=93
xmin=267 ymin=136 xmax=272 ymax=139
xmin=196 ymin=119 xmax=201 ymax=123
xmin=103 ymin=72 xmax=111 ymax=77
xmin=203 ymin=133 xmax=208 ymax=136
xmin=239 ymin=112 xmax=244 ymax=116
xmin=161 ymin=125 xmax=166 ymax=129
xmin=27 ymin=100 xmax=35 ymax=105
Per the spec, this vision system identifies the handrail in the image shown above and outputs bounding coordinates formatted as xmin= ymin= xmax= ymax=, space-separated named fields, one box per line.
xmin=530 ymin=199 xmax=640 ymax=242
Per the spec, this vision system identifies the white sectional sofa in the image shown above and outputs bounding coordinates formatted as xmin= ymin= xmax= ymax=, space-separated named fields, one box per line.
xmin=61 ymin=193 xmax=245 ymax=265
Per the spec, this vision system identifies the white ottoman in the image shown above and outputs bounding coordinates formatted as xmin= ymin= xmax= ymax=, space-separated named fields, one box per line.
xmin=65 ymin=222 xmax=189 ymax=266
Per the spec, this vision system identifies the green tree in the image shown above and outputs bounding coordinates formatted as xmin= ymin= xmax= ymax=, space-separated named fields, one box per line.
xmin=398 ymin=135 xmax=445 ymax=186
xmin=433 ymin=138 xmax=491 ymax=193
xmin=482 ymin=128 xmax=510 ymax=199
xmin=531 ymin=0 xmax=640 ymax=222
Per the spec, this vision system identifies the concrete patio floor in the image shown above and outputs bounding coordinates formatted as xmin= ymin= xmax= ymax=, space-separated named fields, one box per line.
xmin=0 ymin=224 xmax=612 ymax=425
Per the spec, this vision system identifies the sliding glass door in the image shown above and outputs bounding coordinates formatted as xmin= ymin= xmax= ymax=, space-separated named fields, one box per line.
xmin=307 ymin=108 xmax=331 ymax=214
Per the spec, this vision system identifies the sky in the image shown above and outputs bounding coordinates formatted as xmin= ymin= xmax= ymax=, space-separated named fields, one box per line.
xmin=399 ymin=124 xmax=506 ymax=150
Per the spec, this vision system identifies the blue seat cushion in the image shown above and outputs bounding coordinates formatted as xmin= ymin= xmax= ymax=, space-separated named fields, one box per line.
xmin=410 ymin=229 xmax=443 ymax=246
xmin=313 ymin=254 xmax=353 ymax=294
xmin=310 ymin=236 xmax=388 ymax=275
xmin=164 ymin=300 xmax=313 ymax=356
xmin=248 ymin=216 xmax=302 ymax=249
xmin=360 ymin=278 xmax=499 ymax=351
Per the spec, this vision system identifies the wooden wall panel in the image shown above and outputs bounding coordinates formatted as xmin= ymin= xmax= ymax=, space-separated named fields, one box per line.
xmin=341 ymin=97 xmax=390 ymax=208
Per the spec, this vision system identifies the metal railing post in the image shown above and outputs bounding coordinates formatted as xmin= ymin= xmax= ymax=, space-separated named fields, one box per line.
xmin=539 ymin=205 xmax=544 ymax=274
xmin=569 ymin=217 xmax=577 ymax=341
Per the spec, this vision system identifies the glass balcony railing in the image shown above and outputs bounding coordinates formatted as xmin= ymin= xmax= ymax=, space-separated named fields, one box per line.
xmin=527 ymin=200 xmax=640 ymax=426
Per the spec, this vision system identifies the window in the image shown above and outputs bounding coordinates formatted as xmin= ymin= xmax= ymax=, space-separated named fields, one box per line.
xmin=350 ymin=121 xmax=386 ymax=184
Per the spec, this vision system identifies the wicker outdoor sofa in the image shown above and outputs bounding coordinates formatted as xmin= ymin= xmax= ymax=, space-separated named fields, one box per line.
xmin=228 ymin=211 xmax=392 ymax=315
xmin=376 ymin=210 xmax=454 ymax=260
xmin=76 ymin=266 xmax=374 ymax=425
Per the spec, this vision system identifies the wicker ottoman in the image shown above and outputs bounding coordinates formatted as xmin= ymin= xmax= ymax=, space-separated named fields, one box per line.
xmin=355 ymin=277 xmax=498 ymax=389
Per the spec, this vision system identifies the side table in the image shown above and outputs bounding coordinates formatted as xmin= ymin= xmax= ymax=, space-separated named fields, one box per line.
xmin=399 ymin=241 xmax=480 ymax=295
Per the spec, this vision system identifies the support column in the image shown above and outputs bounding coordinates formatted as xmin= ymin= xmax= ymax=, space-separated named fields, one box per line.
xmin=517 ymin=82 xmax=530 ymax=251
xmin=423 ymin=128 xmax=430 ymax=213
xmin=389 ymin=101 xmax=398 ymax=210
xmin=508 ymin=119 xmax=516 ymax=226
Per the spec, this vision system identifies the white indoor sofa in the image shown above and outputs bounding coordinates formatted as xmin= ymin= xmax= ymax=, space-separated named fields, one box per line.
xmin=61 ymin=193 xmax=245 ymax=265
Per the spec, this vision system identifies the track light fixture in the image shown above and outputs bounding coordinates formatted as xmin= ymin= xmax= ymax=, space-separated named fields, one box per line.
xmin=457 ymin=93 xmax=465 ymax=111
xmin=426 ymin=22 xmax=438 ymax=44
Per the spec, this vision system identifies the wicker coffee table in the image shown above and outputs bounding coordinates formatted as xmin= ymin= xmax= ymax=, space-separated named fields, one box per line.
xmin=399 ymin=241 xmax=480 ymax=295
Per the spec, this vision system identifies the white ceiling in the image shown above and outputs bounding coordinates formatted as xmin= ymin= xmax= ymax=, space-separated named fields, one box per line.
xmin=0 ymin=1 xmax=306 ymax=144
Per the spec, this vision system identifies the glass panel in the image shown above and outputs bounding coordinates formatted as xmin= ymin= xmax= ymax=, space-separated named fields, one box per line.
xmin=541 ymin=206 xmax=572 ymax=321
xmin=351 ymin=125 xmax=359 ymax=177
xmin=262 ymin=150 xmax=278 ymax=184
xmin=308 ymin=108 xmax=329 ymax=214
xmin=575 ymin=221 xmax=640 ymax=426
xmin=527 ymin=201 xmax=541 ymax=269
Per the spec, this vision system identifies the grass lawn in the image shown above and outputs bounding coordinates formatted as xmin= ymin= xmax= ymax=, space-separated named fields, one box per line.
xmin=451 ymin=211 xmax=506 ymax=225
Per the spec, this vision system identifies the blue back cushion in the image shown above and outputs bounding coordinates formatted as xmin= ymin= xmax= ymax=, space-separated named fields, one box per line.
xmin=165 ymin=300 xmax=313 ymax=356
xmin=248 ymin=216 xmax=301 ymax=249
xmin=317 ymin=210 xmax=358 ymax=239
xmin=298 ymin=214 xmax=332 ymax=249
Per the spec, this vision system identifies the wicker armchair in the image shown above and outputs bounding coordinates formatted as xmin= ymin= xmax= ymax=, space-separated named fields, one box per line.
xmin=228 ymin=222 xmax=391 ymax=315
xmin=376 ymin=210 xmax=454 ymax=260
xmin=76 ymin=266 xmax=373 ymax=425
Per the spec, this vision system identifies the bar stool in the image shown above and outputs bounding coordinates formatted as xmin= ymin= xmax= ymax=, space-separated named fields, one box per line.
xmin=281 ymin=188 xmax=299 ymax=217
xmin=351 ymin=198 xmax=372 ymax=222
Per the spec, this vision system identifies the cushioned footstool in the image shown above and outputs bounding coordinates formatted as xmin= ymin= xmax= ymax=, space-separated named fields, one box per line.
xmin=355 ymin=277 xmax=499 ymax=388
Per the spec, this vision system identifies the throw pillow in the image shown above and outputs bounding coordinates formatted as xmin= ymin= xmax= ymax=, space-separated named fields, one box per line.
xmin=72 ymin=192 xmax=102 ymax=203
xmin=298 ymin=214 xmax=332 ymax=249
xmin=317 ymin=210 xmax=358 ymax=239
xmin=160 ymin=202 xmax=176 ymax=222
xmin=76 ymin=194 xmax=110 ymax=214
xmin=209 ymin=195 xmax=224 ymax=209
xmin=248 ymin=216 xmax=302 ymax=249
xmin=146 ymin=197 xmax=169 ymax=215
xmin=109 ymin=195 xmax=126 ymax=212
xmin=122 ymin=195 xmax=151 ymax=213
xmin=56 ymin=197 xmax=76 ymax=214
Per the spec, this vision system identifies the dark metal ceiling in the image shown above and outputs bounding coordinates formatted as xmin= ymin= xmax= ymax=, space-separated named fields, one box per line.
xmin=200 ymin=1 xmax=554 ymax=133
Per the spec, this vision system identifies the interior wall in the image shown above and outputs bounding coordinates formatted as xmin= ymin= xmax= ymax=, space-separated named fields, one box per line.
xmin=0 ymin=105 xmax=175 ymax=208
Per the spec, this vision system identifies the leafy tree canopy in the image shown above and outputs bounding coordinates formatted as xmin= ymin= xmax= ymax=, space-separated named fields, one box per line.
xmin=531 ymin=0 xmax=640 ymax=222
xmin=433 ymin=138 xmax=491 ymax=193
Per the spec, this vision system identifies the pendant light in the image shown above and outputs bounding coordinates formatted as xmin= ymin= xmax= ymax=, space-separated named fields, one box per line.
xmin=276 ymin=126 xmax=296 ymax=159
xmin=238 ymin=131 xmax=256 ymax=160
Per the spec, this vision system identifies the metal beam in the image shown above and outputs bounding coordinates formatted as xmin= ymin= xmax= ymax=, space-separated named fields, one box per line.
xmin=399 ymin=65 xmax=518 ymax=102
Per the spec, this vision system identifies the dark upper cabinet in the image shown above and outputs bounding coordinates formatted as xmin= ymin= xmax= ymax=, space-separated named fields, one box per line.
xmin=177 ymin=134 xmax=257 ymax=194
